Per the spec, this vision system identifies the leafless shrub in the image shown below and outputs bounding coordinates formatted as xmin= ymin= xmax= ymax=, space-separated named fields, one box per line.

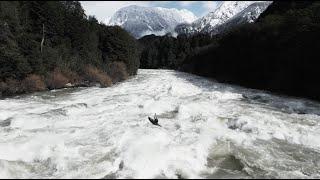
xmin=21 ymin=74 xmax=46 ymax=92
xmin=85 ymin=66 xmax=112 ymax=87
xmin=107 ymin=61 xmax=129 ymax=83
xmin=46 ymin=69 xmax=69 ymax=89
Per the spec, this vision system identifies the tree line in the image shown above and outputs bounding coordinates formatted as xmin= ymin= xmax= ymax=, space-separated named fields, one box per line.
xmin=138 ymin=33 xmax=218 ymax=69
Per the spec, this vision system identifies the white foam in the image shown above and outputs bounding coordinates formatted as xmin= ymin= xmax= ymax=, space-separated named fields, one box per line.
xmin=0 ymin=69 xmax=320 ymax=178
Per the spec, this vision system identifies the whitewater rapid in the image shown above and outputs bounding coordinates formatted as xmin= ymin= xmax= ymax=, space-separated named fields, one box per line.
xmin=0 ymin=69 xmax=320 ymax=178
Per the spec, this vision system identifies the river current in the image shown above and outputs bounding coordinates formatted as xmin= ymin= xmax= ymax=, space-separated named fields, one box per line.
xmin=0 ymin=69 xmax=320 ymax=178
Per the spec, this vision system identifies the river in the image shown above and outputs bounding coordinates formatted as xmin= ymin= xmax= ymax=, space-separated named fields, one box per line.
xmin=0 ymin=69 xmax=320 ymax=178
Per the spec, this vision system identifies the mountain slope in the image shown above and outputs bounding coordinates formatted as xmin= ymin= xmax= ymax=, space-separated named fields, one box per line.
xmin=108 ymin=5 xmax=196 ymax=38
xmin=211 ymin=1 xmax=272 ymax=35
xmin=175 ymin=1 xmax=272 ymax=35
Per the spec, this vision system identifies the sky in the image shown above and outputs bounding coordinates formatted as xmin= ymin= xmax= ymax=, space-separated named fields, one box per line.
xmin=80 ymin=1 xmax=222 ymax=24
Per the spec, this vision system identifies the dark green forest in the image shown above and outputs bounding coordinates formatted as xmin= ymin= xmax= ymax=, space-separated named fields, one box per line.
xmin=139 ymin=33 xmax=218 ymax=69
xmin=139 ymin=1 xmax=320 ymax=102
xmin=0 ymin=1 xmax=140 ymax=96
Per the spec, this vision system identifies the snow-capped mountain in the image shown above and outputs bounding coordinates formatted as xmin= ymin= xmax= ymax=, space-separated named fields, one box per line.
xmin=108 ymin=5 xmax=197 ymax=38
xmin=175 ymin=1 xmax=272 ymax=35
xmin=211 ymin=1 xmax=272 ymax=35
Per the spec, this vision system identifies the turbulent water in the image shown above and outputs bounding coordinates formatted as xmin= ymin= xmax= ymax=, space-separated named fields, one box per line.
xmin=1 ymin=69 xmax=320 ymax=179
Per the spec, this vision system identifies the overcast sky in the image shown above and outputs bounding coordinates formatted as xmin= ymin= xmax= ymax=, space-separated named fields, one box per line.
xmin=80 ymin=1 xmax=221 ymax=24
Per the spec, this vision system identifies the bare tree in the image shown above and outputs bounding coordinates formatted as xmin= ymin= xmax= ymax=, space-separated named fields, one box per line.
xmin=40 ymin=24 xmax=45 ymax=53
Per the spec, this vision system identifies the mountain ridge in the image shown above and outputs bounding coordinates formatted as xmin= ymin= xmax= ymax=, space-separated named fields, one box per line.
xmin=175 ymin=1 xmax=272 ymax=35
xmin=108 ymin=5 xmax=197 ymax=38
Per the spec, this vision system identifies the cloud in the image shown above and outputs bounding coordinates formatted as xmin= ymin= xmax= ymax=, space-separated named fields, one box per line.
xmin=152 ymin=1 xmax=172 ymax=5
xmin=80 ymin=1 xmax=151 ymax=24
xmin=179 ymin=1 xmax=198 ymax=7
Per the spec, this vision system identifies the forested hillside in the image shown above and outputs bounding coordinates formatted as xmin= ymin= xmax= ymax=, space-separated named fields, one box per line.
xmin=0 ymin=1 xmax=140 ymax=97
xmin=181 ymin=1 xmax=320 ymax=101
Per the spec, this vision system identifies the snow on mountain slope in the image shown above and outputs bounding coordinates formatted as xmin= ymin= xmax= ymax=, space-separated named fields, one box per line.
xmin=108 ymin=5 xmax=197 ymax=38
xmin=175 ymin=1 xmax=272 ymax=35
xmin=211 ymin=1 xmax=273 ymax=35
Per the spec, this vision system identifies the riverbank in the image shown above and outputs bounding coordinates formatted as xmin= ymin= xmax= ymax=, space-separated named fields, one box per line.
xmin=0 ymin=62 xmax=130 ymax=98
